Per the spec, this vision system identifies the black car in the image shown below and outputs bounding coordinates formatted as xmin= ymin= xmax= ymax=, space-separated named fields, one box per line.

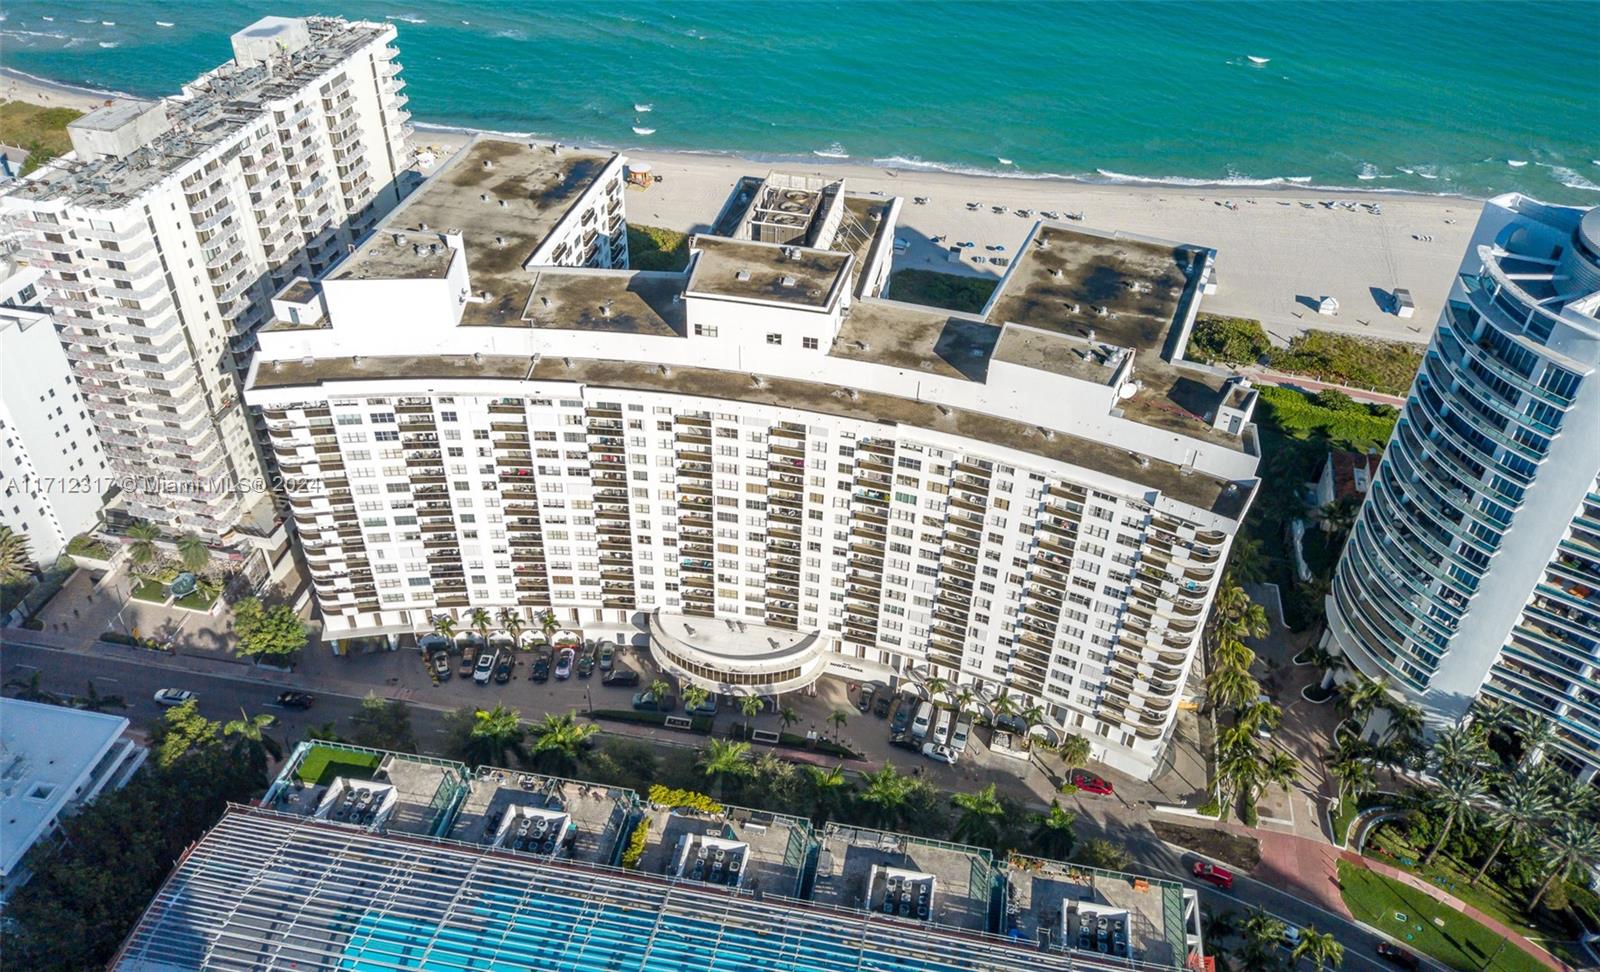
xmin=889 ymin=731 xmax=919 ymax=751
xmin=530 ymin=652 xmax=552 ymax=683
xmin=602 ymin=667 xmax=640 ymax=687
xmin=1375 ymin=943 xmax=1420 ymax=970
xmin=856 ymin=685 xmax=875 ymax=714
xmin=888 ymin=695 xmax=916 ymax=734
xmin=276 ymin=691 xmax=315 ymax=709
xmin=493 ymin=656 xmax=513 ymax=684
xmin=576 ymin=650 xmax=596 ymax=678
xmin=872 ymin=693 xmax=891 ymax=718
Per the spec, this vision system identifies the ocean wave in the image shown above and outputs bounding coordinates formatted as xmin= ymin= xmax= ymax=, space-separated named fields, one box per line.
xmin=493 ymin=28 xmax=527 ymax=40
xmin=388 ymin=14 xmax=427 ymax=25
xmin=1094 ymin=168 xmax=1315 ymax=188
xmin=1548 ymin=166 xmax=1600 ymax=192
xmin=813 ymin=142 xmax=848 ymax=159
xmin=98 ymin=41 xmax=118 ymax=49
xmin=0 ymin=29 xmax=71 ymax=41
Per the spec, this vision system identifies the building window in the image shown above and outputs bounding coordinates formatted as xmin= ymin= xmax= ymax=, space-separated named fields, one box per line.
xmin=803 ymin=337 xmax=819 ymax=350
xmin=694 ymin=324 xmax=718 ymax=338
xmin=766 ymin=333 xmax=782 ymax=345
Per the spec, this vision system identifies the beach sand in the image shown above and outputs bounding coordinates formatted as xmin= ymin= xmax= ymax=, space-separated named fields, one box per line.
xmin=1 ymin=68 xmax=1472 ymax=346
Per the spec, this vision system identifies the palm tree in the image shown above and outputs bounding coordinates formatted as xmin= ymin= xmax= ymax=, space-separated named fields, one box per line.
xmin=468 ymin=607 xmax=492 ymax=646
xmin=950 ymin=783 xmax=1007 ymax=850
xmin=1381 ymin=701 xmax=1425 ymax=755
xmin=125 ymin=521 xmax=161 ymax=569
xmin=538 ymin=609 xmax=559 ymax=643
xmin=681 ymin=684 xmax=710 ymax=716
xmin=859 ymin=764 xmax=914 ymax=828
xmin=175 ymin=533 xmax=209 ymax=573
xmin=1205 ymin=660 xmax=1257 ymax=712
xmin=1211 ymin=636 xmax=1257 ymax=673
xmin=1421 ymin=769 xmax=1486 ymax=867
xmin=223 ymin=710 xmax=283 ymax=770
xmin=498 ymin=608 xmax=524 ymax=648
xmin=649 ymin=678 xmax=671 ymax=709
xmin=304 ymin=721 xmax=345 ymax=743
xmin=698 ymin=739 xmax=751 ymax=797
xmin=778 ymin=706 xmax=800 ymax=734
xmin=1431 ymin=724 xmax=1493 ymax=779
xmin=1224 ymin=536 xmax=1269 ymax=584
xmin=805 ymin=764 xmax=849 ymax=825
xmin=5 ymin=672 xmax=58 ymax=704
xmin=1326 ymin=734 xmax=1377 ymax=806
xmin=1338 ymin=674 xmax=1391 ymax=728
xmin=922 ymin=677 xmax=948 ymax=706
xmin=739 ymin=695 xmax=763 ymax=739
xmin=1513 ymin=710 xmax=1557 ymax=768
xmin=1239 ymin=908 xmax=1287 ymax=968
xmin=951 ymin=686 xmax=977 ymax=723
xmin=0 ymin=526 xmax=33 ymax=584
xmin=1054 ymin=733 xmax=1091 ymax=771
xmin=1236 ymin=698 xmax=1282 ymax=737
xmin=1530 ymin=817 xmax=1600 ymax=910
xmin=432 ymin=614 xmax=457 ymax=641
xmin=1028 ymin=800 xmax=1078 ymax=859
xmin=464 ymin=704 xmax=529 ymax=767
xmin=75 ymin=680 xmax=127 ymax=712
xmin=1256 ymin=750 xmax=1300 ymax=803
xmin=990 ymin=691 xmax=1021 ymax=724
xmin=827 ymin=708 xmax=849 ymax=742
xmin=1290 ymin=926 xmax=1344 ymax=971
xmin=1472 ymin=779 xmax=1554 ymax=885
xmin=528 ymin=711 xmax=598 ymax=774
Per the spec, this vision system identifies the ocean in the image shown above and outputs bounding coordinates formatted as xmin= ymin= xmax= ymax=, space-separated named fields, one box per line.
xmin=3 ymin=0 xmax=1597 ymax=203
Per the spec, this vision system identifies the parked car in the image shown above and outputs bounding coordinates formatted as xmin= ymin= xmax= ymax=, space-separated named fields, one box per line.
xmin=576 ymin=650 xmax=596 ymax=678
xmin=598 ymin=642 xmax=615 ymax=671
xmin=473 ymin=650 xmax=498 ymax=685
xmin=430 ymin=651 xmax=452 ymax=681
xmin=530 ymin=651 xmax=552 ymax=683
xmin=555 ymin=648 xmax=575 ymax=680
xmin=458 ymin=653 xmax=477 ymax=678
xmin=1191 ymin=860 xmax=1233 ymax=891
xmin=889 ymin=731 xmax=919 ymax=751
xmin=889 ymin=696 xmax=916 ymax=734
xmin=856 ymin=684 xmax=875 ymax=714
xmin=153 ymin=689 xmax=195 ymax=707
xmin=632 ymin=690 xmax=676 ymax=712
xmin=1281 ymin=925 xmax=1302 ymax=948
xmin=949 ymin=718 xmax=972 ymax=754
xmin=922 ymin=742 xmax=958 ymax=765
xmin=872 ymin=693 xmax=891 ymax=718
xmin=493 ymin=655 xmax=513 ymax=685
xmin=1069 ymin=769 xmax=1114 ymax=795
xmin=1375 ymin=943 xmax=1421 ymax=969
xmin=276 ymin=691 xmax=315 ymax=709
xmin=910 ymin=701 xmax=935 ymax=740
xmin=602 ymin=667 xmax=640 ymax=687
xmin=686 ymin=694 xmax=717 ymax=717
xmin=1254 ymin=692 xmax=1274 ymax=740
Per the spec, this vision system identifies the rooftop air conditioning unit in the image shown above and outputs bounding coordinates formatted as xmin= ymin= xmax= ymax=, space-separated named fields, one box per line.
xmin=734 ymin=269 xmax=751 ymax=281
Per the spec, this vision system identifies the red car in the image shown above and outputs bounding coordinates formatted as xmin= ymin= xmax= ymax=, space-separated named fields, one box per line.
xmin=1069 ymin=769 xmax=1114 ymax=795
xmin=1192 ymin=860 xmax=1234 ymax=890
xmin=1375 ymin=942 xmax=1420 ymax=969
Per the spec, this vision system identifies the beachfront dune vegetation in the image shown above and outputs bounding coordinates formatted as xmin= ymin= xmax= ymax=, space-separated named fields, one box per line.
xmin=886 ymin=269 xmax=997 ymax=314
xmin=0 ymin=100 xmax=83 ymax=176
xmin=1186 ymin=314 xmax=1424 ymax=398
xmin=626 ymin=224 xmax=691 ymax=272
xmin=1186 ymin=315 xmax=1271 ymax=365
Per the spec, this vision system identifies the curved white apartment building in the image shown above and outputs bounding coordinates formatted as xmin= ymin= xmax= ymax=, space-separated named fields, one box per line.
xmin=1328 ymin=196 xmax=1600 ymax=779
xmin=244 ymin=137 xmax=1260 ymax=778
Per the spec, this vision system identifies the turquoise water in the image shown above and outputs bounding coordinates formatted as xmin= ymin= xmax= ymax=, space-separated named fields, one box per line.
xmin=3 ymin=0 xmax=1597 ymax=202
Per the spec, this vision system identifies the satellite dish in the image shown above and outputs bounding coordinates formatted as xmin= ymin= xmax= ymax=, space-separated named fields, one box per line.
xmin=1118 ymin=382 xmax=1139 ymax=400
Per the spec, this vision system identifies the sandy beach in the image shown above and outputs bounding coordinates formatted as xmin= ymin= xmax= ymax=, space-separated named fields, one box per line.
xmin=2 ymin=67 xmax=1473 ymax=346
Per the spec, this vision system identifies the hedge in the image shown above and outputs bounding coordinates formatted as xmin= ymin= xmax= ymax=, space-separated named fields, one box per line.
xmin=621 ymin=818 xmax=650 ymax=869
xmin=1253 ymin=385 xmax=1396 ymax=449
xmin=646 ymin=785 xmax=722 ymax=814
xmin=591 ymin=708 xmax=713 ymax=733
xmin=728 ymin=723 xmax=862 ymax=759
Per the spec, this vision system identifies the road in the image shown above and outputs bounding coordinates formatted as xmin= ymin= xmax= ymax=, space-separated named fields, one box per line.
xmin=1 ymin=635 xmax=1427 ymax=970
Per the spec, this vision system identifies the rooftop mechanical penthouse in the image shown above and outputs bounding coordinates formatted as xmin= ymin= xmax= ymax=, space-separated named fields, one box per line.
xmin=244 ymin=137 xmax=1261 ymax=780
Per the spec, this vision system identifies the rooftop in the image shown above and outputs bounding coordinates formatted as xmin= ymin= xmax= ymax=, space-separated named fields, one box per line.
xmin=0 ymin=17 xmax=392 ymax=207
xmin=1003 ymin=856 xmax=1193 ymax=968
xmin=112 ymin=806 xmax=1122 ymax=972
xmin=249 ymin=353 xmax=1253 ymax=516
xmin=450 ymin=767 xmax=634 ymax=867
xmin=494 ymin=268 xmax=686 ymax=333
xmin=812 ymin=824 xmax=995 ymax=932
xmin=685 ymin=235 xmax=851 ymax=310
xmin=263 ymin=742 xmax=469 ymax=838
xmin=638 ymin=801 xmax=813 ymax=899
xmin=831 ymin=300 xmax=997 ymax=382
xmin=331 ymin=137 xmax=616 ymax=291
xmin=992 ymin=323 xmax=1126 ymax=385
xmin=0 ymin=699 xmax=136 ymax=878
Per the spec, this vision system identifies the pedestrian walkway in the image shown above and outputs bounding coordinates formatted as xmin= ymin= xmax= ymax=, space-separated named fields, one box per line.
xmin=1239 ymin=365 xmax=1406 ymax=407
xmin=1340 ymin=851 xmax=1573 ymax=972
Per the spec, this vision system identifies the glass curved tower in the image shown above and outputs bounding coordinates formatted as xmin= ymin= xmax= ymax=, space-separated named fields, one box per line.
xmin=1327 ymin=196 xmax=1600 ymax=778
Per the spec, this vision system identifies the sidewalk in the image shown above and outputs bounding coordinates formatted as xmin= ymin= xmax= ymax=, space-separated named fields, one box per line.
xmin=1341 ymin=851 xmax=1573 ymax=972
xmin=1240 ymin=365 xmax=1406 ymax=407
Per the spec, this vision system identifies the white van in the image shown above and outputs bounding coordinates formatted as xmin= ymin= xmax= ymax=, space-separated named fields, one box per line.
xmin=950 ymin=717 xmax=973 ymax=754
xmin=910 ymin=701 xmax=935 ymax=740
xmin=932 ymin=707 xmax=954 ymax=745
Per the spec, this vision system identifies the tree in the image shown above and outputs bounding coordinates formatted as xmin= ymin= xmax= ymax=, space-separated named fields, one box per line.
xmin=304 ymin=721 xmax=344 ymax=743
xmin=1239 ymin=908 xmax=1288 ymax=969
xmin=698 ymin=739 xmax=751 ymax=797
xmin=349 ymin=694 xmax=417 ymax=752
xmin=1530 ymin=818 xmax=1600 ymax=910
xmin=1472 ymin=778 xmax=1554 ymax=885
xmin=5 ymin=672 xmax=59 ymax=705
xmin=1028 ymin=800 xmax=1078 ymax=860
xmin=527 ymin=711 xmax=598 ymax=775
xmin=75 ymin=680 xmax=127 ymax=712
xmin=232 ymin=597 xmax=308 ymax=661
xmin=649 ymin=678 xmax=670 ymax=709
xmin=1421 ymin=769 xmax=1486 ymax=867
xmin=1205 ymin=658 xmax=1258 ymax=712
xmin=990 ymin=691 xmax=1021 ymax=723
xmin=468 ymin=607 xmax=492 ymax=645
xmin=498 ymin=609 xmax=524 ymax=647
xmin=739 ymin=694 xmax=763 ymax=738
xmin=1256 ymin=750 xmax=1301 ymax=802
xmin=951 ymin=686 xmax=977 ymax=722
xmin=175 ymin=533 xmax=209 ymax=573
xmin=859 ymin=764 xmax=914 ymax=828
xmin=827 ymin=708 xmax=849 ymax=742
xmin=681 ymin=684 xmax=710 ymax=715
xmin=1513 ymin=710 xmax=1557 ymax=768
xmin=1290 ymin=926 xmax=1344 ymax=971
xmin=125 ymin=520 xmax=161 ymax=569
xmin=951 ymin=784 xmax=1007 ymax=850
xmin=1054 ymin=733 xmax=1091 ymax=771
xmin=432 ymin=615 xmax=458 ymax=641
xmin=1431 ymin=724 xmax=1493 ymax=779
xmin=457 ymin=704 xmax=528 ymax=767
xmin=1337 ymin=674 xmax=1392 ymax=728
xmin=538 ymin=609 xmax=559 ymax=642
xmin=1326 ymin=735 xmax=1377 ymax=807
xmin=805 ymin=764 xmax=849 ymax=825
xmin=0 ymin=526 xmax=32 ymax=583
xmin=1235 ymin=697 xmax=1282 ymax=738
xmin=922 ymin=677 xmax=948 ymax=705
xmin=1073 ymin=838 xmax=1133 ymax=871
xmin=223 ymin=710 xmax=283 ymax=772
xmin=778 ymin=706 xmax=800 ymax=734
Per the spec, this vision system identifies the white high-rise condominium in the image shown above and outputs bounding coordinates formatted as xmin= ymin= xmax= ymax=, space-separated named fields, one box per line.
xmin=0 ymin=264 xmax=110 ymax=564
xmin=0 ymin=16 xmax=411 ymax=562
xmin=243 ymin=139 xmax=1261 ymax=779
xmin=1327 ymin=196 xmax=1600 ymax=780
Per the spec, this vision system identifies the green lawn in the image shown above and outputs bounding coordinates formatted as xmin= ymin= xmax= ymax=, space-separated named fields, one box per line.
xmin=173 ymin=590 xmax=217 ymax=611
xmin=130 ymin=579 xmax=168 ymax=603
xmin=627 ymin=224 xmax=690 ymax=271
xmin=0 ymin=100 xmax=84 ymax=175
xmin=294 ymin=745 xmax=383 ymax=786
xmin=1338 ymin=861 xmax=1551 ymax=972
xmin=886 ymin=269 xmax=997 ymax=314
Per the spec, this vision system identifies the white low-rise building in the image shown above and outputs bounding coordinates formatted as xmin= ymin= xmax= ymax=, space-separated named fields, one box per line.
xmin=0 ymin=698 xmax=148 ymax=903
xmin=244 ymin=137 xmax=1261 ymax=779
